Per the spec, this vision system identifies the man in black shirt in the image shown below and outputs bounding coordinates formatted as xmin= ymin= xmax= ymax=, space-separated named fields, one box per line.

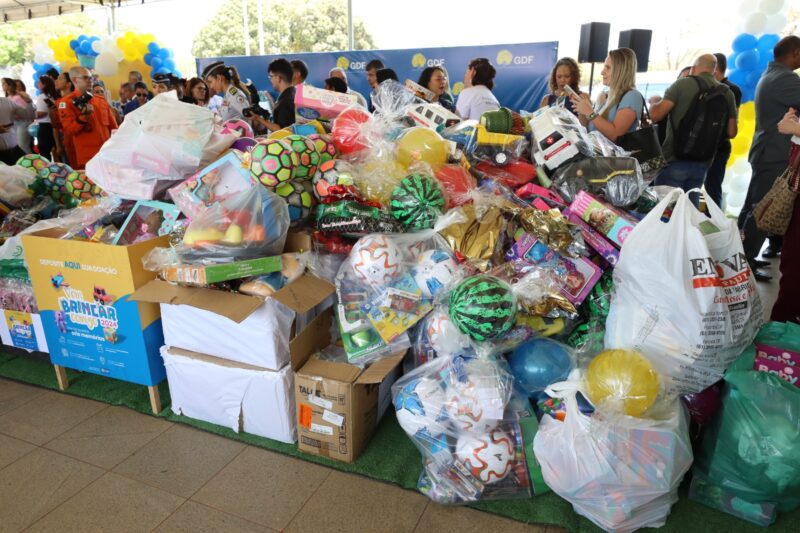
xmin=255 ymin=59 xmax=296 ymax=131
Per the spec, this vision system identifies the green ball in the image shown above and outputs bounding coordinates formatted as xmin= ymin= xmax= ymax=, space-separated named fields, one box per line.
xmin=448 ymin=275 xmax=517 ymax=342
xmin=390 ymin=174 xmax=445 ymax=230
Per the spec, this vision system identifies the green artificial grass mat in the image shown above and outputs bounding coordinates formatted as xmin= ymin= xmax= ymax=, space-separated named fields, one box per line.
xmin=1 ymin=350 xmax=796 ymax=533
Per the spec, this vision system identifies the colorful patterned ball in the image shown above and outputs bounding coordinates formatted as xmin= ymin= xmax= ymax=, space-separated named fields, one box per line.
xmin=248 ymin=139 xmax=298 ymax=187
xmin=16 ymin=153 xmax=49 ymax=172
xmin=390 ymin=174 xmax=446 ymax=230
xmin=221 ymin=119 xmax=254 ymax=138
xmin=37 ymin=162 xmax=73 ymax=189
xmin=448 ymin=275 xmax=517 ymax=342
xmin=311 ymin=159 xmax=356 ymax=201
xmin=65 ymin=171 xmax=101 ymax=200
xmin=307 ymin=133 xmax=337 ymax=164
xmin=284 ymin=134 xmax=321 ymax=180
xmin=274 ymin=180 xmax=315 ymax=226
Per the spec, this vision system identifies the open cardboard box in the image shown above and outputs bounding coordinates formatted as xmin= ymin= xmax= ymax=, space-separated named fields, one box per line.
xmin=293 ymin=309 xmax=405 ymax=463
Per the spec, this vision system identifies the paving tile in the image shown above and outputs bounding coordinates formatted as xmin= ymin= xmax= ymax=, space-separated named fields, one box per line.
xmin=26 ymin=472 xmax=184 ymax=533
xmin=154 ymin=500 xmax=274 ymax=533
xmin=414 ymin=503 xmax=549 ymax=533
xmin=285 ymin=470 xmax=428 ymax=533
xmin=0 ymin=378 xmax=46 ymax=416
xmin=0 ymin=432 xmax=35 ymax=470
xmin=113 ymin=424 xmax=245 ymax=498
xmin=45 ymin=405 xmax=172 ymax=469
xmin=0 ymin=390 xmax=106 ymax=445
xmin=0 ymin=447 xmax=104 ymax=532
xmin=193 ymin=446 xmax=330 ymax=531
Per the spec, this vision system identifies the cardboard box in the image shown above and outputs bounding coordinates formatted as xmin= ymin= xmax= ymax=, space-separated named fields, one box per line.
xmin=160 ymin=255 xmax=283 ymax=286
xmin=161 ymin=346 xmax=296 ymax=443
xmin=0 ymin=309 xmax=49 ymax=353
xmin=294 ymin=310 xmax=405 ymax=463
xmin=294 ymin=83 xmax=360 ymax=122
xmin=569 ymin=191 xmax=637 ymax=248
xmin=22 ymin=230 xmax=169 ymax=386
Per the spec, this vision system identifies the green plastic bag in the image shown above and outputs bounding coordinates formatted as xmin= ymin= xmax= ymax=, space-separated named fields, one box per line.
xmin=694 ymin=348 xmax=800 ymax=512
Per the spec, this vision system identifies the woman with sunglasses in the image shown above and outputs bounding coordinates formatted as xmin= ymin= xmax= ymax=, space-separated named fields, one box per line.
xmin=124 ymin=82 xmax=150 ymax=116
xmin=183 ymin=78 xmax=210 ymax=106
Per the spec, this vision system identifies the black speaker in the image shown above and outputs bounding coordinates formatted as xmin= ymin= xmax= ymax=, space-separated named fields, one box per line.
xmin=578 ymin=22 xmax=611 ymax=63
xmin=619 ymin=29 xmax=653 ymax=72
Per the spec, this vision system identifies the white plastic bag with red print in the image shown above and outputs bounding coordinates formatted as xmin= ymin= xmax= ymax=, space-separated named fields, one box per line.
xmin=605 ymin=188 xmax=763 ymax=396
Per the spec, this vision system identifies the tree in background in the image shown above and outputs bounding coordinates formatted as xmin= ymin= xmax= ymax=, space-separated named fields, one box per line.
xmin=193 ymin=0 xmax=375 ymax=58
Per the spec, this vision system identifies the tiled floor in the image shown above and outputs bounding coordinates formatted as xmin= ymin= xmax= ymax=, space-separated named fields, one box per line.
xmin=0 ymin=378 xmax=557 ymax=532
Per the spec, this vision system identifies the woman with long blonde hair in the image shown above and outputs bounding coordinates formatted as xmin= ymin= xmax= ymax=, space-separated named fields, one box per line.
xmin=570 ymin=47 xmax=643 ymax=142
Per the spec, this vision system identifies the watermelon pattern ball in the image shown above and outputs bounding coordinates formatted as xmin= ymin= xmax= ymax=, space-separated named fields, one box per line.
xmin=307 ymin=133 xmax=337 ymax=164
xmin=390 ymin=174 xmax=446 ymax=230
xmin=285 ymin=134 xmax=321 ymax=180
xmin=275 ymin=180 xmax=315 ymax=227
xmin=448 ymin=275 xmax=517 ymax=342
xmin=65 ymin=171 xmax=101 ymax=200
xmin=16 ymin=153 xmax=49 ymax=172
xmin=249 ymin=139 xmax=298 ymax=187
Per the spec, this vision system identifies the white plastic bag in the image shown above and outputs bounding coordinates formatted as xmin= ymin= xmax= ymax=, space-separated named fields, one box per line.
xmin=605 ymin=189 xmax=763 ymax=396
xmin=0 ymin=164 xmax=35 ymax=207
xmin=533 ymin=380 xmax=693 ymax=533
xmin=85 ymin=92 xmax=238 ymax=200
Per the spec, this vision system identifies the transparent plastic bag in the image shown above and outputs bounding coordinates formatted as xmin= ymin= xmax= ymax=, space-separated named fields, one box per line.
xmin=0 ymin=163 xmax=36 ymax=207
xmin=529 ymin=106 xmax=594 ymax=172
xmin=392 ymin=355 xmax=533 ymax=504
xmin=534 ymin=380 xmax=693 ymax=533
xmin=0 ymin=278 xmax=37 ymax=313
xmin=471 ymin=124 xmax=527 ymax=167
xmin=552 ymin=156 xmax=644 ymax=207
xmin=589 ymin=131 xmax=629 ymax=157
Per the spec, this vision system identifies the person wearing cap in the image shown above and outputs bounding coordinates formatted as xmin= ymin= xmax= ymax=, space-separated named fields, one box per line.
xmin=152 ymin=73 xmax=176 ymax=95
xmin=202 ymin=61 xmax=251 ymax=122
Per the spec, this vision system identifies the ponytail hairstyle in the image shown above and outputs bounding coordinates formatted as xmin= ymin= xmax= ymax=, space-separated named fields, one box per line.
xmin=227 ymin=65 xmax=251 ymax=97
xmin=39 ymin=75 xmax=59 ymax=100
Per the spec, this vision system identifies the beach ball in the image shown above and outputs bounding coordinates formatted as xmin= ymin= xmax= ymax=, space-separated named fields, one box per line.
xmin=508 ymin=338 xmax=574 ymax=396
xmin=396 ymin=127 xmax=448 ymax=170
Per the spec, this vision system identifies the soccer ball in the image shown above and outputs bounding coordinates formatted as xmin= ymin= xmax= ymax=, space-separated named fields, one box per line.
xmin=221 ymin=119 xmax=254 ymax=138
xmin=284 ymin=134 xmax=321 ymax=180
xmin=455 ymin=429 xmax=515 ymax=484
xmin=444 ymin=359 xmax=510 ymax=434
xmin=424 ymin=309 xmax=471 ymax=358
xmin=311 ymin=159 xmax=356 ymax=201
xmin=248 ymin=139 xmax=298 ymax=187
xmin=393 ymin=377 xmax=448 ymax=437
xmin=274 ymin=180 xmax=315 ymax=227
xmin=307 ymin=133 xmax=337 ymax=164
xmin=350 ymin=234 xmax=403 ymax=286
xmin=65 ymin=171 xmax=101 ymax=200
xmin=16 ymin=153 xmax=49 ymax=172
xmin=413 ymin=249 xmax=458 ymax=298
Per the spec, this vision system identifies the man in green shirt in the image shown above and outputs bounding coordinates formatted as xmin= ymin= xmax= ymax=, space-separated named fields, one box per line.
xmin=650 ymin=54 xmax=738 ymax=192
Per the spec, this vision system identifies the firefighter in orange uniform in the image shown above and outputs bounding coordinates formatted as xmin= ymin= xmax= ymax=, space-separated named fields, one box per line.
xmin=57 ymin=67 xmax=117 ymax=169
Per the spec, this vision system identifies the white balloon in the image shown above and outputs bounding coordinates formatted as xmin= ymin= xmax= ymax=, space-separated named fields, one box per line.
xmin=764 ymin=13 xmax=788 ymax=33
xmin=91 ymin=40 xmax=102 ymax=54
xmin=731 ymin=172 xmax=751 ymax=194
xmin=94 ymin=52 xmax=119 ymax=77
xmin=731 ymin=158 xmax=751 ymax=176
xmin=727 ymin=191 xmax=747 ymax=210
xmin=738 ymin=0 xmax=758 ymax=17
xmin=744 ymin=13 xmax=768 ymax=34
xmin=759 ymin=0 xmax=784 ymax=15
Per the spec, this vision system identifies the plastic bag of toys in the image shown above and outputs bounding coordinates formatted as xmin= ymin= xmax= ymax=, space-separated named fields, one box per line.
xmin=86 ymin=92 xmax=238 ymax=200
xmin=0 ymin=163 xmax=36 ymax=208
xmin=0 ymin=278 xmax=38 ymax=313
xmin=178 ymin=185 xmax=289 ymax=262
xmin=470 ymin=124 xmax=527 ymax=167
xmin=551 ymin=156 xmax=644 ymax=207
xmin=588 ymin=131 xmax=629 ymax=158
xmin=408 ymin=306 xmax=475 ymax=370
xmin=392 ymin=355 xmax=534 ymax=504
xmin=534 ymin=378 xmax=693 ymax=533
xmin=529 ymin=106 xmax=593 ymax=172
xmin=334 ymin=213 xmax=464 ymax=364
xmin=605 ymin=188 xmax=763 ymax=396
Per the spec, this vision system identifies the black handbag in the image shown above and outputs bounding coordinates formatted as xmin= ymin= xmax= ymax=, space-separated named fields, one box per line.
xmin=617 ymin=95 xmax=666 ymax=179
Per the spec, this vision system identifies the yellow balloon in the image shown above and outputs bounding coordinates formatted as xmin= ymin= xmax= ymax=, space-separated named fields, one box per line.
xmin=586 ymin=349 xmax=660 ymax=417
xmin=739 ymin=101 xmax=756 ymax=123
xmin=396 ymin=127 xmax=448 ymax=170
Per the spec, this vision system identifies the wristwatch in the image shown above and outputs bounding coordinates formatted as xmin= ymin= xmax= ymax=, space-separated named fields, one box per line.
xmin=587 ymin=111 xmax=598 ymax=122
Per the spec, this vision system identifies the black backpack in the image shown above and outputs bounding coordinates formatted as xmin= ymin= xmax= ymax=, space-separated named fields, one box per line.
xmin=673 ymin=76 xmax=731 ymax=161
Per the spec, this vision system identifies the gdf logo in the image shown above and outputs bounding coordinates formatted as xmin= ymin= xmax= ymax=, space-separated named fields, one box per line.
xmin=336 ymin=57 xmax=350 ymax=70
xmin=452 ymin=81 xmax=464 ymax=96
xmin=412 ymin=53 xmax=426 ymax=68
xmin=496 ymin=50 xmax=513 ymax=65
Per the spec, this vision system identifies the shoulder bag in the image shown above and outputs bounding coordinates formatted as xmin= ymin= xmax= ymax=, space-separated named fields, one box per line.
xmin=753 ymin=144 xmax=800 ymax=235
xmin=617 ymin=93 xmax=666 ymax=179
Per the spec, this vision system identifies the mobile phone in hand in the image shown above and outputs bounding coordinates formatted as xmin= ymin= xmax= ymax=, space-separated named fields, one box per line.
xmin=563 ymin=85 xmax=579 ymax=99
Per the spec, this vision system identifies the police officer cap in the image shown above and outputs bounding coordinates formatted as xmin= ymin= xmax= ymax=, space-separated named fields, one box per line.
xmin=151 ymin=73 xmax=174 ymax=86
xmin=201 ymin=61 xmax=227 ymax=79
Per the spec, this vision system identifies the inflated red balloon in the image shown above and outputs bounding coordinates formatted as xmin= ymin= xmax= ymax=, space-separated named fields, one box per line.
xmin=331 ymin=108 xmax=371 ymax=155
xmin=434 ymin=165 xmax=477 ymax=208
xmin=682 ymin=383 xmax=722 ymax=426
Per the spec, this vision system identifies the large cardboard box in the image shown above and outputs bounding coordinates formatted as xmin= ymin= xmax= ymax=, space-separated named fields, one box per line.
xmin=294 ymin=310 xmax=405 ymax=463
xmin=22 ymin=230 xmax=169 ymax=386
xmin=0 ymin=309 xmax=49 ymax=353
xmin=161 ymin=346 xmax=296 ymax=443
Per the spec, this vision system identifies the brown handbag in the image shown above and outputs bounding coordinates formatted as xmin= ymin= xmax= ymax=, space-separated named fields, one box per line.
xmin=753 ymin=147 xmax=800 ymax=235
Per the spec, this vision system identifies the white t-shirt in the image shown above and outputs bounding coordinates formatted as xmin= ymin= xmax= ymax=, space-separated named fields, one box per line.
xmin=455 ymin=85 xmax=500 ymax=120
xmin=35 ymin=94 xmax=51 ymax=124
xmin=0 ymin=97 xmax=31 ymax=150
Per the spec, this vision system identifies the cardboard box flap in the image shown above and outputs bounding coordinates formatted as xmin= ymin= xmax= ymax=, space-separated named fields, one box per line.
xmin=355 ymin=352 xmax=406 ymax=385
xmin=165 ymin=346 xmax=273 ymax=372
xmin=131 ymin=280 xmax=263 ymax=323
xmin=299 ymin=355 xmax=362 ymax=383
xmin=272 ymin=274 xmax=335 ymax=314
xmin=289 ymin=307 xmax=332 ymax=371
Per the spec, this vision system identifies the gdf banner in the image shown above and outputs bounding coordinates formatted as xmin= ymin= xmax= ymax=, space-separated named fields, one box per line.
xmin=197 ymin=41 xmax=558 ymax=112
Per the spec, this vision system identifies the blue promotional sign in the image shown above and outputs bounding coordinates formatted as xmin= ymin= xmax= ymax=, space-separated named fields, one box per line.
xmin=197 ymin=41 xmax=558 ymax=113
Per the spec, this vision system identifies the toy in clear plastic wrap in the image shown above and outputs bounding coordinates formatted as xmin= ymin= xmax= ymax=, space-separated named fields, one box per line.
xmin=569 ymin=190 xmax=638 ymax=248
xmin=409 ymin=307 xmax=474 ymax=368
xmin=433 ymin=165 xmax=476 ymax=208
xmin=331 ymin=107 xmax=372 ymax=155
xmin=169 ymin=152 xmax=252 ymax=220
xmin=471 ymin=159 xmax=536 ymax=189
xmin=529 ymin=106 xmax=593 ymax=172
xmin=534 ymin=379 xmax=693 ymax=533
xmin=404 ymin=102 xmax=461 ymax=131
xmin=274 ymin=180 xmax=315 ymax=227
xmin=0 ymin=163 xmax=36 ymax=209
xmin=448 ymin=275 xmax=517 ymax=343
xmin=480 ymin=107 xmax=529 ymax=136
xmin=508 ymin=338 xmax=575 ymax=397
xmin=248 ymin=138 xmax=299 ymax=187
xmin=350 ymin=144 xmax=407 ymax=205
xmin=551 ymin=156 xmax=644 ymax=207
xmin=307 ymin=133 xmax=337 ymax=164
xmin=515 ymin=183 xmax=567 ymax=209
xmin=316 ymin=200 xmax=401 ymax=237
xmin=392 ymin=356 xmax=534 ymax=504
xmin=438 ymin=202 xmax=507 ymax=272
xmin=283 ymin=134 xmax=321 ymax=180
xmin=178 ymin=185 xmax=289 ymax=262
xmin=472 ymin=124 xmax=525 ymax=167
xmin=390 ymin=174 xmax=446 ymax=231
xmin=311 ymin=159 xmax=357 ymax=202
xmin=395 ymin=127 xmax=449 ymax=171
xmin=586 ymin=349 xmax=661 ymax=418
xmin=0 ymin=278 xmax=38 ymax=313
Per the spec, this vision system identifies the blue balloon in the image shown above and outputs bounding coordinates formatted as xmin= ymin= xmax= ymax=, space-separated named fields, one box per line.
xmin=757 ymin=33 xmax=781 ymax=54
xmin=508 ymin=338 xmax=573 ymax=396
xmin=741 ymin=85 xmax=756 ymax=104
xmin=154 ymin=66 xmax=170 ymax=75
xmin=148 ymin=42 xmax=160 ymax=54
xmin=173 ymin=70 xmax=181 ymax=78
xmin=162 ymin=58 xmax=176 ymax=71
xmin=728 ymin=69 xmax=748 ymax=88
xmin=157 ymin=48 xmax=170 ymax=59
xmin=69 ymin=39 xmax=79 ymax=50
xmin=79 ymin=41 xmax=91 ymax=54
xmin=150 ymin=57 xmax=163 ymax=69
xmin=732 ymin=33 xmax=758 ymax=53
xmin=746 ymin=70 xmax=762 ymax=90
xmin=735 ymin=49 xmax=760 ymax=71
xmin=758 ymin=50 xmax=774 ymax=70
xmin=77 ymin=34 xmax=87 ymax=42
xmin=144 ymin=53 xmax=153 ymax=65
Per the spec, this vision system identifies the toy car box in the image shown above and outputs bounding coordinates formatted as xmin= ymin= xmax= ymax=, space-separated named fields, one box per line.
xmin=294 ymin=84 xmax=361 ymax=122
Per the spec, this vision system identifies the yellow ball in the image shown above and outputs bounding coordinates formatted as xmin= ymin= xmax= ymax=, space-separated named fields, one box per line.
xmin=396 ymin=127 xmax=448 ymax=171
xmin=586 ymin=349 xmax=660 ymax=417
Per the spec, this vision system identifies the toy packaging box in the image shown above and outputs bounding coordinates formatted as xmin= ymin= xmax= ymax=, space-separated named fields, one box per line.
xmin=562 ymin=207 xmax=620 ymax=267
xmin=294 ymin=84 xmax=360 ymax=123
xmin=0 ymin=310 xmax=48 ymax=353
xmin=295 ymin=310 xmax=405 ymax=463
xmin=160 ymin=256 xmax=283 ymax=286
xmin=569 ymin=190 xmax=638 ymax=248
xmin=22 ymin=230 xmax=169 ymax=386
xmin=168 ymin=151 xmax=253 ymax=220
xmin=161 ymin=345 xmax=296 ymax=443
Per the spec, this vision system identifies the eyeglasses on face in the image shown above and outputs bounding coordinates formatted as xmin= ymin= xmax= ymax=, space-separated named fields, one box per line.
xmin=135 ymin=92 xmax=148 ymax=97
